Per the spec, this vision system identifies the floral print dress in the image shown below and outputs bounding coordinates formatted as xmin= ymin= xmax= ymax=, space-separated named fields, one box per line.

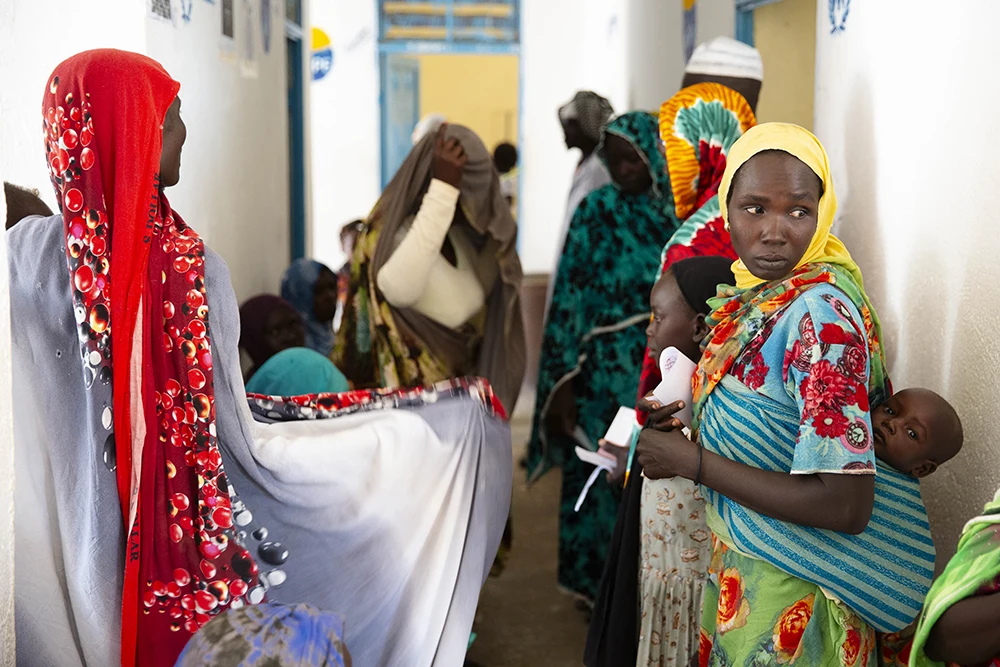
xmin=637 ymin=477 xmax=712 ymax=666
xmin=698 ymin=284 xmax=879 ymax=667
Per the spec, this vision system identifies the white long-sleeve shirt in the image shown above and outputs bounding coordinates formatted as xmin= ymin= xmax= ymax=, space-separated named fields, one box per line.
xmin=377 ymin=179 xmax=494 ymax=330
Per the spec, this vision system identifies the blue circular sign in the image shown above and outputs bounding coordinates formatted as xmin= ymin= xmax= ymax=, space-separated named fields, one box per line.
xmin=311 ymin=49 xmax=334 ymax=81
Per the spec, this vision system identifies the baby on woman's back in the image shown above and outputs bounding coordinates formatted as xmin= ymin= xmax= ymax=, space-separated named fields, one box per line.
xmin=872 ymin=388 xmax=963 ymax=478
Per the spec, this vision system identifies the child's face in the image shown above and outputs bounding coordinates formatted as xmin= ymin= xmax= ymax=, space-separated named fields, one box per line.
xmin=646 ymin=272 xmax=701 ymax=364
xmin=873 ymin=388 xmax=963 ymax=478
xmin=727 ymin=150 xmax=821 ymax=282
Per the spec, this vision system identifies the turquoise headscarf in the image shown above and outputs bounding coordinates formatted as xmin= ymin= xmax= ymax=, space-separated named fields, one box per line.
xmin=246 ymin=347 xmax=350 ymax=397
xmin=599 ymin=111 xmax=670 ymax=199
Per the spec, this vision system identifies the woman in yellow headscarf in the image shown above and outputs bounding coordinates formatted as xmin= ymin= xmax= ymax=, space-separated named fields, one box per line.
xmin=632 ymin=124 xmax=903 ymax=665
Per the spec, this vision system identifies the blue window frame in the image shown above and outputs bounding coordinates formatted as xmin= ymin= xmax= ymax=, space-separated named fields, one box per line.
xmin=379 ymin=1 xmax=519 ymax=45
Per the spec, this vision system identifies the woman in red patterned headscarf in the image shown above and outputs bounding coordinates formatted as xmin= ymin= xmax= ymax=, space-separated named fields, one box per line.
xmin=35 ymin=49 xmax=261 ymax=667
xmin=14 ymin=50 xmax=510 ymax=667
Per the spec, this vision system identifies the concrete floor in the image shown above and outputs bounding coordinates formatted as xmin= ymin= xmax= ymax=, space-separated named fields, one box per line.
xmin=465 ymin=410 xmax=590 ymax=667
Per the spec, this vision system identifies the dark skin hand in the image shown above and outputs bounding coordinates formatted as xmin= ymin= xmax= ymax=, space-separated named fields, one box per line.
xmin=432 ymin=124 xmax=467 ymax=189
xmin=546 ymin=381 xmax=578 ymax=440
xmin=599 ymin=439 xmax=629 ymax=485
xmin=636 ymin=423 xmax=874 ymax=534
xmin=924 ymin=591 xmax=1000 ymax=664
xmin=431 ymin=124 xmax=467 ymax=267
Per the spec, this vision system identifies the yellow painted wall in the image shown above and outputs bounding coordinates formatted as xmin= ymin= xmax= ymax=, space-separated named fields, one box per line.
xmin=416 ymin=54 xmax=519 ymax=153
xmin=753 ymin=0 xmax=816 ymax=130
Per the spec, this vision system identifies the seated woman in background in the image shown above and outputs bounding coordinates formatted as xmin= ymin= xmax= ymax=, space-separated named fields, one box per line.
xmin=526 ymin=111 xmax=680 ymax=605
xmin=11 ymin=49 xmax=512 ymax=667
xmin=282 ymin=258 xmax=339 ymax=356
xmin=4 ymin=181 xmax=53 ymax=229
xmin=239 ymin=294 xmax=306 ymax=380
xmin=335 ymin=123 xmax=525 ymax=412
xmin=245 ymin=347 xmax=350 ymax=397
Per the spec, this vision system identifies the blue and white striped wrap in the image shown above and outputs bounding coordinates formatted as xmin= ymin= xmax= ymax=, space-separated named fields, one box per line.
xmin=698 ymin=375 xmax=935 ymax=632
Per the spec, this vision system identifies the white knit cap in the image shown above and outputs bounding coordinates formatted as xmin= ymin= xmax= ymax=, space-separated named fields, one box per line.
xmin=684 ymin=37 xmax=763 ymax=81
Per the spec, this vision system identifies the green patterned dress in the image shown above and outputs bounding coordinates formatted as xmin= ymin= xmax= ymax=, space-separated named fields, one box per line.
xmin=527 ymin=111 xmax=679 ymax=602
xmin=910 ymin=488 xmax=1000 ymax=667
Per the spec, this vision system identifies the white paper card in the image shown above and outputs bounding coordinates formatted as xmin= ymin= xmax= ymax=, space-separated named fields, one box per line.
xmin=603 ymin=406 xmax=638 ymax=447
xmin=574 ymin=446 xmax=617 ymax=512
xmin=575 ymin=446 xmax=617 ymax=471
xmin=651 ymin=346 xmax=697 ymax=427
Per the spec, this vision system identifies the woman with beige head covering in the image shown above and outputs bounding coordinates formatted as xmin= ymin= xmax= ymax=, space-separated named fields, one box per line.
xmin=334 ymin=124 xmax=526 ymax=412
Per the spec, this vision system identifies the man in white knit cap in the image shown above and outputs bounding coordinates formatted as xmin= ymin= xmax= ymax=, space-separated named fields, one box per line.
xmin=682 ymin=36 xmax=764 ymax=112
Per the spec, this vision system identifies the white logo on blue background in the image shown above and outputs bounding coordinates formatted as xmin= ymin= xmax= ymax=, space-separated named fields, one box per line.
xmin=829 ymin=0 xmax=850 ymax=33
xmin=311 ymin=50 xmax=334 ymax=81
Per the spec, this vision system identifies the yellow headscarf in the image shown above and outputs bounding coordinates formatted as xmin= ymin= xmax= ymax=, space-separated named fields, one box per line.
xmin=718 ymin=122 xmax=863 ymax=290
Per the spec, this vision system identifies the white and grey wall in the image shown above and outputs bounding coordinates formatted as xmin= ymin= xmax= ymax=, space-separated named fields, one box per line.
xmin=1 ymin=0 xmax=297 ymax=304
xmin=813 ymin=0 xmax=1000 ymax=562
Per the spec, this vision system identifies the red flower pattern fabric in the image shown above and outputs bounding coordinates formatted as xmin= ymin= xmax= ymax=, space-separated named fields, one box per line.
xmin=247 ymin=376 xmax=508 ymax=422
xmin=723 ymin=283 xmax=876 ymax=470
xmin=42 ymin=50 xmax=261 ymax=667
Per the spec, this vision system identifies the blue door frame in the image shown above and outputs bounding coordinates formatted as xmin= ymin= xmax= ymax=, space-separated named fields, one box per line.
xmin=735 ymin=0 xmax=786 ymax=46
xmin=286 ymin=28 xmax=307 ymax=260
xmin=379 ymin=54 xmax=422 ymax=189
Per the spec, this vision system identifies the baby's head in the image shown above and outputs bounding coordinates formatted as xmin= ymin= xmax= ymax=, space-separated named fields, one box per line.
xmin=873 ymin=388 xmax=963 ymax=478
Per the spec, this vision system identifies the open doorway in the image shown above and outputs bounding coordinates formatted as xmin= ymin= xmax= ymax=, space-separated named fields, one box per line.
xmin=378 ymin=1 xmax=520 ymax=189
xmin=381 ymin=52 xmax=519 ymax=187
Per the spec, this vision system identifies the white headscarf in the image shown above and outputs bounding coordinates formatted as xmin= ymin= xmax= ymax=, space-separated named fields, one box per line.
xmin=685 ymin=36 xmax=763 ymax=81
xmin=411 ymin=113 xmax=447 ymax=145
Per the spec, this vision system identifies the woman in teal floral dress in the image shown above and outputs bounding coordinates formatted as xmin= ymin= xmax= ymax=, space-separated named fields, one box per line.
xmin=527 ymin=111 xmax=679 ymax=603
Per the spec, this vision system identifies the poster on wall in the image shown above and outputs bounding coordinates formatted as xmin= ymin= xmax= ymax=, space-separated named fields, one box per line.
xmin=222 ymin=0 xmax=235 ymax=38
xmin=683 ymin=0 xmax=696 ymax=62
xmin=311 ymin=28 xmax=334 ymax=81
xmin=260 ymin=0 xmax=272 ymax=54
xmin=240 ymin=0 xmax=259 ymax=79
xmin=148 ymin=0 xmax=175 ymax=24
xmin=220 ymin=0 xmax=236 ymax=58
